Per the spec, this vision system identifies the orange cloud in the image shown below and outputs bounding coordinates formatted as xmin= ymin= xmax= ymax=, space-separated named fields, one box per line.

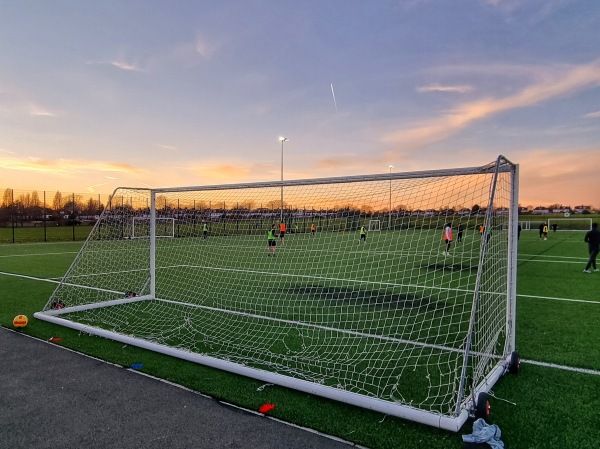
xmin=516 ymin=149 xmax=599 ymax=207
xmin=382 ymin=59 xmax=600 ymax=151
xmin=0 ymin=154 xmax=140 ymax=176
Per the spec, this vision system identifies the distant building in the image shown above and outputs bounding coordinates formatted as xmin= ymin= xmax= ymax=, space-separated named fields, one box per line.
xmin=531 ymin=207 xmax=549 ymax=215
xmin=573 ymin=205 xmax=592 ymax=214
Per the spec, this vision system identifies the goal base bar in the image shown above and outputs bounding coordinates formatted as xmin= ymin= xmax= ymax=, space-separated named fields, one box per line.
xmin=33 ymin=311 xmax=475 ymax=432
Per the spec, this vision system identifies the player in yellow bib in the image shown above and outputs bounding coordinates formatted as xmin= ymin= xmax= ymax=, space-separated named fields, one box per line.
xmin=267 ymin=224 xmax=277 ymax=256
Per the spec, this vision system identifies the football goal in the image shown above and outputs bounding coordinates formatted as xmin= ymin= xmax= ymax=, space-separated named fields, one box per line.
xmin=547 ymin=218 xmax=592 ymax=231
xmin=368 ymin=219 xmax=381 ymax=231
xmin=35 ymin=155 xmax=519 ymax=432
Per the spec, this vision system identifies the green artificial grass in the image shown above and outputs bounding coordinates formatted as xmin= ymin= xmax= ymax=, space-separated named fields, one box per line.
xmin=1 ymin=223 xmax=600 ymax=449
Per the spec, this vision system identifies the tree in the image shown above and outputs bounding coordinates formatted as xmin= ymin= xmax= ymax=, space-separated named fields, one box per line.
xmin=84 ymin=197 xmax=102 ymax=215
xmin=52 ymin=191 xmax=63 ymax=212
xmin=2 ymin=188 xmax=13 ymax=208
xmin=30 ymin=190 xmax=41 ymax=208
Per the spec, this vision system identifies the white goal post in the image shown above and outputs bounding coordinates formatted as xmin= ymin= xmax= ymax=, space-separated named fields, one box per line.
xmin=368 ymin=219 xmax=381 ymax=231
xmin=547 ymin=217 xmax=592 ymax=231
xmin=35 ymin=155 xmax=519 ymax=432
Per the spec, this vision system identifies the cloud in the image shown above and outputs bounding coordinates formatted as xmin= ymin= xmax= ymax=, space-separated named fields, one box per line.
xmin=86 ymin=58 xmax=144 ymax=72
xmin=29 ymin=104 xmax=58 ymax=117
xmin=0 ymin=154 xmax=140 ymax=177
xmin=513 ymin=148 xmax=600 ymax=207
xmin=195 ymin=36 xmax=215 ymax=59
xmin=110 ymin=60 xmax=143 ymax=71
xmin=158 ymin=144 xmax=180 ymax=151
xmin=382 ymin=59 xmax=600 ymax=150
xmin=583 ymin=110 xmax=600 ymax=119
xmin=185 ymin=162 xmax=271 ymax=184
xmin=416 ymin=84 xmax=473 ymax=94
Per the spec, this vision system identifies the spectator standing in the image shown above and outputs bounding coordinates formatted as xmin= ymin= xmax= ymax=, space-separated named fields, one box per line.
xmin=583 ymin=223 xmax=600 ymax=273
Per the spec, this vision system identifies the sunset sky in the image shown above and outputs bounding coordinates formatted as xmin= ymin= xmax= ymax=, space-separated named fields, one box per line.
xmin=1 ymin=1 xmax=599 ymax=208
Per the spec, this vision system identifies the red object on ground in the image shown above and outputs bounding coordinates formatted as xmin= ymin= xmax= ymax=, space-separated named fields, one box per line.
xmin=258 ymin=403 xmax=275 ymax=414
xmin=48 ymin=337 xmax=62 ymax=343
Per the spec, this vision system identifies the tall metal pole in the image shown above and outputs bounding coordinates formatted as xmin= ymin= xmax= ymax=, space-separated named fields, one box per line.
xmin=279 ymin=137 xmax=288 ymax=223
xmin=388 ymin=164 xmax=394 ymax=229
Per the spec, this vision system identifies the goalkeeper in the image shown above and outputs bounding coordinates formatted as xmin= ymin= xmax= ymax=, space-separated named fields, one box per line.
xmin=359 ymin=225 xmax=367 ymax=244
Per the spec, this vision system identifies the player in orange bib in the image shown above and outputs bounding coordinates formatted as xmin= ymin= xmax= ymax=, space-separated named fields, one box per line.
xmin=443 ymin=223 xmax=453 ymax=256
xmin=279 ymin=222 xmax=286 ymax=245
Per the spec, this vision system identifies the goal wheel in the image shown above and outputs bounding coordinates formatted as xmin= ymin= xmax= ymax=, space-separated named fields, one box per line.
xmin=508 ymin=351 xmax=520 ymax=374
xmin=475 ymin=392 xmax=491 ymax=420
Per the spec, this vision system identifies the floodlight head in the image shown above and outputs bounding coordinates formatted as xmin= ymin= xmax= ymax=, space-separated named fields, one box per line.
xmin=279 ymin=136 xmax=289 ymax=142
xmin=389 ymin=164 xmax=394 ymax=169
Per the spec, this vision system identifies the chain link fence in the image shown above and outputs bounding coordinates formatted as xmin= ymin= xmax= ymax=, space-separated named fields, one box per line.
xmin=0 ymin=188 xmax=112 ymax=243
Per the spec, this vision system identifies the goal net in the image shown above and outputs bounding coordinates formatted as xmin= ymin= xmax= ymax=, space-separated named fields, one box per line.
xmin=547 ymin=218 xmax=592 ymax=231
xmin=35 ymin=156 xmax=519 ymax=431
xmin=132 ymin=217 xmax=175 ymax=239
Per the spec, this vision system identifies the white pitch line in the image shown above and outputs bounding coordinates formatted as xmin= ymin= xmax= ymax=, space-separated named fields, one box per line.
xmin=519 ymin=253 xmax=585 ymax=260
xmin=0 ymin=271 xmax=62 ymax=284
xmin=518 ymin=259 xmax=585 ymax=265
xmin=3 ymin=266 xmax=599 ymax=306
xmin=3 ymin=273 xmax=600 ymax=379
xmin=521 ymin=359 xmax=600 ymax=376
xmin=518 ymin=293 xmax=600 ymax=304
xmin=0 ymin=251 xmax=79 ymax=258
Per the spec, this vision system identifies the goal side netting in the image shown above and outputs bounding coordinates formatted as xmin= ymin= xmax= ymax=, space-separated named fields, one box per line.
xmin=35 ymin=155 xmax=519 ymax=432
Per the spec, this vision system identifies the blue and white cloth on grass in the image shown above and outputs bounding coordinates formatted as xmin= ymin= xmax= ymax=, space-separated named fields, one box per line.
xmin=462 ymin=418 xmax=504 ymax=449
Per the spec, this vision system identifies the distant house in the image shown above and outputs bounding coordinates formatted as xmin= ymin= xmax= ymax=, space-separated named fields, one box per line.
xmin=531 ymin=207 xmax=549 ymax=215
xmin=573 ymin=205 xmax=592 ymax=214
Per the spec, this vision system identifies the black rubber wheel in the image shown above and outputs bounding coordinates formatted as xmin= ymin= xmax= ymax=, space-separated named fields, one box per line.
xmin=475 ymin=392 xmax=491 ymax=420
xmin=508 ymin=351 xmax=520 ymax=374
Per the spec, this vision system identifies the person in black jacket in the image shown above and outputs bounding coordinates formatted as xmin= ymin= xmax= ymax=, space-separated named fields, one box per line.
xmin=583 ymin=223 xmax=600 ymax=273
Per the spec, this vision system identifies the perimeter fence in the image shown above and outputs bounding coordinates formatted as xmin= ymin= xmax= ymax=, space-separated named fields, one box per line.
xmin=0 ymin=188 xmax=110 ymax=243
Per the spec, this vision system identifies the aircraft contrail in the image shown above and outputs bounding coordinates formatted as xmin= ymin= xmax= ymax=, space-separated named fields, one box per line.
xmin=330 ymin=83 xmax=338 ymax=113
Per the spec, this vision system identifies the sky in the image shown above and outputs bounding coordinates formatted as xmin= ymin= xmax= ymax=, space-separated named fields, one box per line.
xmin=1 ymin=0 xmax=599 ymax=208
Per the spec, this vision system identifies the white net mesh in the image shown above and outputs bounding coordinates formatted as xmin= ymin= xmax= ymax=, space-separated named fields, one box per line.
xmin=41 ymin=158 xmax=517 ymax=420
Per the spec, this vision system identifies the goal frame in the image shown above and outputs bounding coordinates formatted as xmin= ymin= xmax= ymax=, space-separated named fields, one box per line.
xmin=368 ymin=219 xmax=381 ymax=231
xmin=35 ymin=156 xmax=519 ymax=432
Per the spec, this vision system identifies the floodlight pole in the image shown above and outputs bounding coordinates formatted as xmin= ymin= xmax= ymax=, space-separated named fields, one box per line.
xmin=279 ymin=137 xmax=289 ymax=224
xmin=388 ymin=164 xmax=394 ymax=229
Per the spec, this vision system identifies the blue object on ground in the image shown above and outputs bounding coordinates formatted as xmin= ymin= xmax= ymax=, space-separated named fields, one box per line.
xmin=462 ymin=418 xmax=504 ymax=449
